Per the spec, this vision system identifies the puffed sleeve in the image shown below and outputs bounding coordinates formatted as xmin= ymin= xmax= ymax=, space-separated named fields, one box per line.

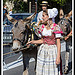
xmin=52 ymin=24 xmax=63 ymax=38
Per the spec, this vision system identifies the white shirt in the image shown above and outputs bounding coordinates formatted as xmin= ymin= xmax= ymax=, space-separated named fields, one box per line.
xmin=42 ymin=27 xmax=62 ymax=38
xmin=37 ymin=11 xmax=43 ymax=23
xmin=9 ymin=11 xmax=12 ymax=15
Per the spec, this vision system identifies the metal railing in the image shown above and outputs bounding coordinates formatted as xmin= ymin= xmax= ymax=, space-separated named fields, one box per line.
xmin=3 ymin=25 xmax=13 ymax=44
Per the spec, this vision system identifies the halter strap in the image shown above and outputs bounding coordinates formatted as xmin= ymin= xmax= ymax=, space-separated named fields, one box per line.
xmin=13 ymin=38 xmax=22 ymax=43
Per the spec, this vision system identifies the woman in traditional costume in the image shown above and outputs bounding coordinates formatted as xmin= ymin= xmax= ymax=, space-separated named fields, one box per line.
xmin=27 ymin=9 xmax=63 ymax=75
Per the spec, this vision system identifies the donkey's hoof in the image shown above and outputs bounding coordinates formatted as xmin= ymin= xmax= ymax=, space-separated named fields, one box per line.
xmin=34 ymin=69 xmax=36 ymax=72
xmin=64 ymin=70 xmax=68 ymax=74
xmin=64 ymin=66 xmax=68 ymax=74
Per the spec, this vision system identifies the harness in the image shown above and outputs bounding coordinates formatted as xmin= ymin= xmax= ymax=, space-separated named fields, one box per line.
xmin=13 ymin=21 xmax=36 ymax=47
xmin=13 ymin=38 xmax=22 ymax=43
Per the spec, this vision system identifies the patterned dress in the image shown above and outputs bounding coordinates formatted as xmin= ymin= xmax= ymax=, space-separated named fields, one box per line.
xmin=36 ymin=23 xmax=63 ymax=75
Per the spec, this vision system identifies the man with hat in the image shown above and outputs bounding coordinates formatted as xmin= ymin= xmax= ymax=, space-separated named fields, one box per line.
xmin=34 ymin=1 xmax=58 ymax=38
xmin=37 ymin=1 xmax=58 ymax=25
xmin=3 ymin=4 xmax=8 ymax=25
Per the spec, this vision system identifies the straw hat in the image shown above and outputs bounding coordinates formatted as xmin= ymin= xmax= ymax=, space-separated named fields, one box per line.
xmin=40 ymin=1 xmax=49 ymax=6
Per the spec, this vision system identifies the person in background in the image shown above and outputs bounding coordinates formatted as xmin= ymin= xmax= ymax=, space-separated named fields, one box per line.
xmin=36 ymin=1 xmax=58 ymax=25
xmin=34 ymin=1 xmax=58 ymax=38
xmin=3 ymin=4 xmax=8 ymax=25
xmin=3 ymin=4 xmax=8 ymax=20
xmin=9 ymin=9 xmax=12 ymax=15
xmin=27 ymin=9 xmax=63 ymax=75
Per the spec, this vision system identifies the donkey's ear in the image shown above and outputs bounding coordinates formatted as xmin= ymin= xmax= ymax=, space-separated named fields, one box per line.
xmin=65 ymin=10 xmax=72 ymax=19
xmin=59 ymin=8 xmax=64 ymax=19
xmin=23 ymin=13 xmax=36 ymax=21
xmin=6 ymin=14 xmax=17 ymax=24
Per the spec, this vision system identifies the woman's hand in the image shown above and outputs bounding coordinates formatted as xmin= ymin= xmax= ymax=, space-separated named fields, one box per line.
xmin=26 ymin=40 xmax=34 ymax=45
xmin=65 ymin=36 xmax=69 ymax=40
xmin=26 ymin=39 xmax=43 ymax=45
xmin=65 ymin=30 xmax=72 ymax=40
xmin=56 ymin=56 xmax=60 ymax=65
xmin=65 ymin=33 xmax=72 ymax=40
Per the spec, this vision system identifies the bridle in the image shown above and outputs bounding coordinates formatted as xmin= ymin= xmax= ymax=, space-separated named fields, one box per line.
xmin=12 ymin=23 xmax=31 ymax=47
xmin=13 ymin=38 xmax=22 ymax=43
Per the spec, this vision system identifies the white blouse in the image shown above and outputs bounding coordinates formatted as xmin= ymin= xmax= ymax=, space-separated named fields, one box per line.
xmin=42 ymin=27 xmax=62 ymax=38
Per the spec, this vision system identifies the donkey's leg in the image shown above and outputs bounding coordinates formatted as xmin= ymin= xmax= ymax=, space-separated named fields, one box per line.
xmin=64 ymin=38 xmax=72 ymax=74
xmin=64 ymin=51 xmax=69 ymax=73
xmin=29 ymin=47 xmax=37 ymax=73
xmin=34 ymin=50 xmax=37 ymax=72
xmin=23 ymin=69 xmax=28 ymax=75
xmin=34 ymin=46 xmax=39 ymax=72
xmin=64 ymin=41 xmax=69 ymax=74
xmin=22 ymin=52 xmax=30 ymax=75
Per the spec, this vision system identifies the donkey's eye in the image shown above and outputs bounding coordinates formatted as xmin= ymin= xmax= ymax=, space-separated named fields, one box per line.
xmin=20 ymin=30 xmax=24 ymax=34
xmin=22 ymin=32 xmax=24 ymax=34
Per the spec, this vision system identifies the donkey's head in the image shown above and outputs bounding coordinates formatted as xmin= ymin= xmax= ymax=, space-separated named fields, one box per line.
xmin=58 ymin=9 xmax=72 ymax=36
xmin=11 ymin=19 xmax=26 ymax=50
xmin=6 ymin=13 xmax=36 ymax=50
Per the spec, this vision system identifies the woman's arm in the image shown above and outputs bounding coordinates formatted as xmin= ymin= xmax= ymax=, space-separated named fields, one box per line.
xmin=26 ymin=38 xmax=43 ymax=45
xmin=56 ymin=38 xmax=61 ymax=65
xmin=65 ymin=30 xmax=72 ymax=40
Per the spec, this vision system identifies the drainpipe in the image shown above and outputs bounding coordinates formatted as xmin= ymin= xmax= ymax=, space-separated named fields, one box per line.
xmin=29 ymin=2 xmax=31 ymax=13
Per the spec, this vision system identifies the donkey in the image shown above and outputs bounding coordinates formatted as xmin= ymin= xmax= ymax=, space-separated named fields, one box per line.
xmin=58 ymin=9 xmax=72 ymax=74
xmin=6 ymin=13 xmax=38 ymax=75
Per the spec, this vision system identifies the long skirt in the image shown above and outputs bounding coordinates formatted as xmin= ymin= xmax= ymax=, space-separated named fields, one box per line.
xmin=36 ymin=44 xmax=61 ymax=75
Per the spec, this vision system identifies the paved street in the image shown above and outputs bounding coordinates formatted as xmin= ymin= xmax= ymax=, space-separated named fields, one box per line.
xmin=3 ymin=40 xmax=72 ymax=75
xmin=3 ymin=50 xmax=72 ymax=75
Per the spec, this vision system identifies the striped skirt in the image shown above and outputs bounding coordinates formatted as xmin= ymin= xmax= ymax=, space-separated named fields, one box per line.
xmin=36 ymin=44 xmax=61 ymax=75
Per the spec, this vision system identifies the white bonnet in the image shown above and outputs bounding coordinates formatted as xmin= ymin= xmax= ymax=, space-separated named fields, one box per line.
xmin=48 ymin=8 xmax=58 ymax=18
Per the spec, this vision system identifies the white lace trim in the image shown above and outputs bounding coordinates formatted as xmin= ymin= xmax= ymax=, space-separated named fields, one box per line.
xmin=42 ymin=27 xmax=52 ymax=36
xmin=42 ymin=27 xmax=62 ymax=38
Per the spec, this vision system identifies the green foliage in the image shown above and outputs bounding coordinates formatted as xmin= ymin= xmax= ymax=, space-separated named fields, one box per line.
xmin=50 ymin=0 xmax=68 ymax=6
xmin=13 ymin=1 xmax=28 ymax=13
xmin=3 ymin=0 xmax=7 ymax=5
xmin=3 ymin=0 xmax=71 ymax=13
xmin=3 ymin=0 xmax=28 ymax=13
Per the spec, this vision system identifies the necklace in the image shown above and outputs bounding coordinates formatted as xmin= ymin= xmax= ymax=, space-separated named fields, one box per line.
xmin=47 ymin=20 xmax=53 ymax=28
xmin=46 ymin=23 xmax=53 ymax=29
